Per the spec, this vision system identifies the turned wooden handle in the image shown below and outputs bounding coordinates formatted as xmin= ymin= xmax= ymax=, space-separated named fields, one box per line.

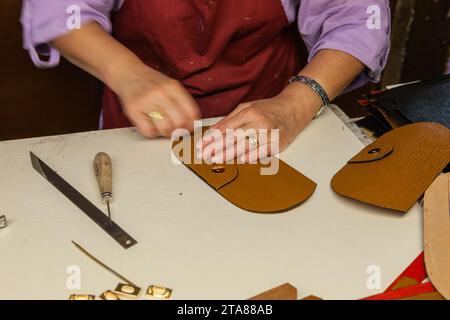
xmin=93 ymin=152 xmax=112 ymax=202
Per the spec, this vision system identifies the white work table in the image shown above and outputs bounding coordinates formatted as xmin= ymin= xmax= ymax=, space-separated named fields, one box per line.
xmin=0 ymin=108 xmax=422 ymax=300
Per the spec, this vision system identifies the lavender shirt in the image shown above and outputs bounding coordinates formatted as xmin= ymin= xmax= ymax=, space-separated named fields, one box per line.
xmin=21 ymin=0 xmax=390 ymax=90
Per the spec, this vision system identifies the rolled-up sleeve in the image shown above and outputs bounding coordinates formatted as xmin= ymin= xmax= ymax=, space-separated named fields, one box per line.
xmin=298 ymin=0 xmax=391 ymax=90
xmin=20 ymin=0 xmax=123 ymax=68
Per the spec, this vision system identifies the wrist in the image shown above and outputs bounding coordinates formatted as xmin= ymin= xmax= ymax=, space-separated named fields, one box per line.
xmin=278 ymin=82 xmax=323 ymax=122
xmin=101 ymin=53 xmax=148 ymax=95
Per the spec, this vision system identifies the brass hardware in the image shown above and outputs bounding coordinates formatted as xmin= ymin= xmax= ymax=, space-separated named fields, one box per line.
xmin=146 ymin=285 xmax=173 ymax=299
xmin=115 ymin=283 xmax=141 ymax=299
xmin=0 ymin=215 xmax=6 ymax=229
xmin=69 ymin=294 xmax=95 ymax=300
xmin=100 ymin=290 xmax=121 ymax=300
xmin=368 ymin=148 xmax=381 ymax=154
xmin=211 ymin=166 xmax=225 ymax=174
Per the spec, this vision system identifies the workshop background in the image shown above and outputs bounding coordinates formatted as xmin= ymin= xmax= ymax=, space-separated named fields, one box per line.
xmin=1 ymin=0 xmax=449 ymax=141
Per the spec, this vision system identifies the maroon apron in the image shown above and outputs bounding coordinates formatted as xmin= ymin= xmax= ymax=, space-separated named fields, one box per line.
xmin=102 ymin=0 xmax=300 ymax=129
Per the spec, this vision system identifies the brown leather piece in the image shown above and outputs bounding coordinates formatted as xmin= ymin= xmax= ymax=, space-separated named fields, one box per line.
xmin=390 ymin=277 xmax=419 ymax=290
xmin=398 ymin=292 xmax=445 ymax=300
xmin=173 ymin=129 xmax=316 ymax=213
xmin=249 ymin=283 xmax=297 ymax=300
xmin=347 ymin=143 xmax=393 ymax=163
xmin=424 ymin=173 xmax=450 ymax=299
xmin=331 ymin=123 xmax=450 ymax=212
xmin=301 ymin=295 xmax=323 ymax=300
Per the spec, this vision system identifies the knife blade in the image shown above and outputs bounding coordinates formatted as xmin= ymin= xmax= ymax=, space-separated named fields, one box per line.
xmin=30 ymin=152 xmax=137 ymax=249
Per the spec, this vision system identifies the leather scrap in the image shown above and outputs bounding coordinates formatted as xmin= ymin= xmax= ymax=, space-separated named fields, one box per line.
xmin=362 ymin=252 xmax=445 ymax=300
xmin=424 ymin=173 xmax=450 ymax=299
xmin=331 ymin=122 xmax=450 ymax=212
xmin=249 ymin=283 xmax=297 ymax=300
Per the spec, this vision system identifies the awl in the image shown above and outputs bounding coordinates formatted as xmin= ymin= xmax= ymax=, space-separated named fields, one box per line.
xmin=93 ymin=152 xmax=113 ymax=225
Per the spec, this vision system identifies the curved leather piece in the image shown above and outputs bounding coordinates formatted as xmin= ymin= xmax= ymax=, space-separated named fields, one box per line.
xmin=173 ymin=129 xmax=316 ymax=213
xmin=186 ymin=163 xmax=238 ymax=190
xmin=331 ymin=122 xmax=450 ymax=212
xmin=424 ymin=173 xmax=450 ymax=299
xmin=348 ymin=143 xmax=393 ymax=163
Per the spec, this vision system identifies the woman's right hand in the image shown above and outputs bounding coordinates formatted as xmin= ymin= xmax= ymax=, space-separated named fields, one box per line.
xmin=52 ymin=22 xmax=200 ymax=137
xmin=113 ymin=62 xmax=201 ymax=138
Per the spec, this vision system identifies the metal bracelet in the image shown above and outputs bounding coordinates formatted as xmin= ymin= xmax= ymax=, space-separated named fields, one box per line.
xmin=288 ymin=75 xmax=330 ymax=118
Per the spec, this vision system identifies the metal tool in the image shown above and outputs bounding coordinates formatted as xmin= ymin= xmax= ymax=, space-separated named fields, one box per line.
xmin=93 ymin=152 xmax=113 ymax=225
xmin=72 ymin=241 xmax=137 ymax=287
xmin=30 ymin=152 xmax=137 ymax=249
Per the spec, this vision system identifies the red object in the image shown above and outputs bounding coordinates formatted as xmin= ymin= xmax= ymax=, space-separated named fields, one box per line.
xmin=385 ymin=252 xmax=428 ymax=292
xmin=102 ymin=0 xmax=300 ymax=129
xmin=357 ymin=99 xmax=370 ymax=106
xmin=362 ymin=252 xmax=439 ymax=300
xmin=363 ymin=282 xmax=436 ymax=300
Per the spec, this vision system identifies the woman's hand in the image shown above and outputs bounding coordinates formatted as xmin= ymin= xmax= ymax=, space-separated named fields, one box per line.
xmin=113 ymin=63 xmax=201 ymax=138
xmin=197 ymin=83 xmax=322 ymax=163
xmin=52 ymin=22 xmax=200 ymax=138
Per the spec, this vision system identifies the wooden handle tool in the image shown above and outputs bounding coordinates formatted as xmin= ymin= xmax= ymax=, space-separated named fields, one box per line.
xmin=93 ymin=152 xmax=113 ymax=224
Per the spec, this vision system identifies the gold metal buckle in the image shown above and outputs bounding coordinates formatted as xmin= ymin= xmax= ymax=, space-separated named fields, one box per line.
xmin=100 ymin=290 xmax=121 ymax=300
xmin=69 ymin=294 xmax=95 ymax=300
xmin=114 ymin=283 xmax=141 ymax=299
xmin=146 ymin=285 xmax=173 ymax=299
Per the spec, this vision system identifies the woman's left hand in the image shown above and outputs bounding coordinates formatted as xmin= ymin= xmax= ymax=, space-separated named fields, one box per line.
xmin=197 ymin=83 xmax=322 ymax=163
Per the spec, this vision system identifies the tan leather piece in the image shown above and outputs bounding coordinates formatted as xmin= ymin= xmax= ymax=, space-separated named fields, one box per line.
xmin=173 ymin=129 xmax=316 ymax=213
xmin=390 ymin=277 xmax=419 ymax=290
xmin=331 ymin=123 xmax=450 ymax=212
xmin=398 ymin=292 xmax=445 ymax=300
xmin=188 ymin=163 xmax=238 ymax=190
xmin=348 ymin=143 xmax=393 ymax=163
xmin=249 ymin=283 xmax=297 ymax=300
xmin=424 ymin=173 xmax=450 ymax=300
xmin=301 ymin=295 xmax=323 ymax=300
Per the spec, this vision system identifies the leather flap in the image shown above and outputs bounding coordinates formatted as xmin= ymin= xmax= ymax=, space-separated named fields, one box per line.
xmin=331 ymin=122 xmax=450 ymax=212
xmin=348 ymin=143 xmax=394 ymax=163
xmin=173 ymin=127 xmax=317 ymax=213
xmin=173 ymin=129 xmax=238 ymax=190
xmin=185 ymin=163 xmax=238 ymax=190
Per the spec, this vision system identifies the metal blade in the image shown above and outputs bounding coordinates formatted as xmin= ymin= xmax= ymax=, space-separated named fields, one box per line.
xmin=30 ymin=152 xmax=137 ymax=249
